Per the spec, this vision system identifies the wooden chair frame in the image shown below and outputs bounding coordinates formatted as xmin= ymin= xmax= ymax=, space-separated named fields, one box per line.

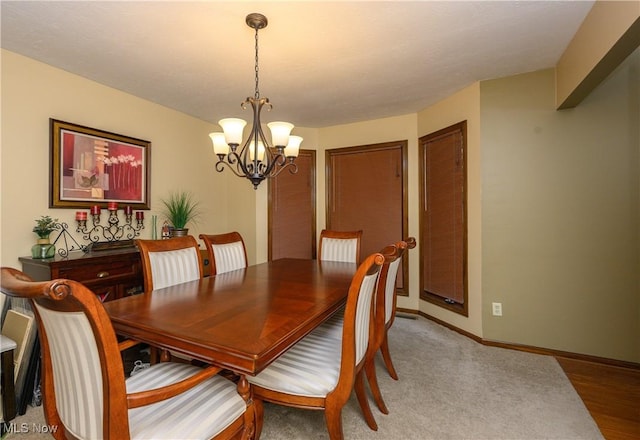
xmin=0 ymin=267 xmax=253 ymax=440
xmin=199 ymin=232 xmax=248 ymax=276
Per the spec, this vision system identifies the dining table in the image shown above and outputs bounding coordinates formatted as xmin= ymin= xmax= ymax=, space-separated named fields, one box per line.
xmin=103 ymin=257 xmax=357 ymax=437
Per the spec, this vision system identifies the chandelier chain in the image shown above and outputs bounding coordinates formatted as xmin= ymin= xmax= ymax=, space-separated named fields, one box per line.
xmin=254 ymin=27 xmax=260 ymax=100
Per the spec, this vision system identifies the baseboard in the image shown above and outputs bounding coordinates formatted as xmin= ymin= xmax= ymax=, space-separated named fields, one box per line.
xmin=396 ymin=307 xmax=640 ymax=371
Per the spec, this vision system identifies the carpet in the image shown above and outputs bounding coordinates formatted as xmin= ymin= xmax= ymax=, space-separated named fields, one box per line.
xmin=5 ymin=316 xmax=603 ymax=439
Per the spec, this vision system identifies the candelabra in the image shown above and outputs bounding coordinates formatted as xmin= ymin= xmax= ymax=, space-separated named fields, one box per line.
xmin=76 ymin=203 xmax=145 ymax=250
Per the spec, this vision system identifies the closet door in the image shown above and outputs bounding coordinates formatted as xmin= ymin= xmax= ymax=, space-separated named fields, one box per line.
xmin=268 ymin=149 xmax=316 ymax=260
xmin=420 ymin=121 xmax=467 ymax=315
xmin=326 ymin=141 xmax=408 ymax=294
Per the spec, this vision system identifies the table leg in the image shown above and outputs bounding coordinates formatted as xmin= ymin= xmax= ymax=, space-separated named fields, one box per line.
xmin=238 ymin=374 xmax=258 ymax=439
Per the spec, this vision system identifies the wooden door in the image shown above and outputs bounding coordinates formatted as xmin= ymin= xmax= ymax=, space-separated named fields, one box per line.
xmin=420 ymin=121 xmax=467 ymax=315
xmin=268 ymin=150 xmax=316 ymax=260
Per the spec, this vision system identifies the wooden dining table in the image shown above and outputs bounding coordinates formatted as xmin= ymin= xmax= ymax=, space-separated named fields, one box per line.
xmin=104 ymin=258 xmax=356 ymax=438
xmin=103 ymin=257 xmax=356 ymax=374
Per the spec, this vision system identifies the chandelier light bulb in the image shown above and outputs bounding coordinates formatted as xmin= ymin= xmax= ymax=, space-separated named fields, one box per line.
xmin=267 ymin=121 xmax=294 ymax=147
xmin=284 ymin=136 xmax=303 ymax=158
xmin=218 ymin=118 xmax=247 ymax=146
xmin=209 ymin=132 xmax=229 ymax=156
xmin=249 ymin=141 xmax=266 ymax=161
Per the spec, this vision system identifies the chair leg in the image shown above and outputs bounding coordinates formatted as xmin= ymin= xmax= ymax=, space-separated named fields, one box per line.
xmin=149 ymin=347 xmax=171 ymax=363
xmin=365 ymin=357 xmax=389 ymax=414
xmin=324 ymin=402 xmax=345 ymax=440
xmin=354 ymin=370 xmax=378 ymax=431
xmin=251 ymin=398 xmax=264 ymax=440
xmin=380 ymin=331 xmax=398 ymax=380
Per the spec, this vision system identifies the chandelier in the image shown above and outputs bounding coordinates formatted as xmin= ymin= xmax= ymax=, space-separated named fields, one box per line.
xmin=209 ymin=13 xmax=302 ymax=189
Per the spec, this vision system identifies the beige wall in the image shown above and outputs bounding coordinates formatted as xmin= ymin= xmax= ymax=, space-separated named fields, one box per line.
xmin=481 ymin=56 xmax=639 ymax=361
xmin=0 ymin=50 xmax=257 ymax=268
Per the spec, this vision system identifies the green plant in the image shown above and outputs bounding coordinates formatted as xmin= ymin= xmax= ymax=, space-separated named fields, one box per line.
xmin=160 ymin=191 xmax=201 ymax=229
xmin=32 ymin=215 xmax=58 ymax=239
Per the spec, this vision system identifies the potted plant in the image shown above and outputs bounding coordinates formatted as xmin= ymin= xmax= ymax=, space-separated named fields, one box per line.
xmin=31 ymin=215 xmax=58 ymax=258
xmin=160 ymin=191 xmax=201 ymax=237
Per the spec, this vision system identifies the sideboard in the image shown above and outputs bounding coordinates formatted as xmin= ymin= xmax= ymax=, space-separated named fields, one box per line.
xmin=19 ymin=247 xmax=212 ymax=302
xmin=19 ymin=248 xmax=143 ymax=302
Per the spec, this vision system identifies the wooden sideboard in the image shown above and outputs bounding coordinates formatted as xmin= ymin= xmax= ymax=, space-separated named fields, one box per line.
xmin=19 ymin=248 xmax=144 ymax=302
xmin=19 ymin=247 xmax=212 ymax=302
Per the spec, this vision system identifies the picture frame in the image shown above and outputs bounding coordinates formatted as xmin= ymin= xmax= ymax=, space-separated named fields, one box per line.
xmin=50 ymin=119 xmax=151 ymax=209
xmin=1 ymin=297 xmax=38 ymax=415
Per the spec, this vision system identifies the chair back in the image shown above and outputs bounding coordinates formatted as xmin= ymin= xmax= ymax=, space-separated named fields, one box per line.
xmin=318 ymin=229 xmax=362 ymax=263
xmin=384 ymin=237 xmax=416 ymax=325
xmin=383 ymin=241 xmax=407 ymax=324
xmin=136 ymin=236 xmax=203 ymax=291
xmin=335 ymin=252 xmax=385 ymax=391
xmin=199 ymin=232 xmax=248 ymax=275
xmin=0 ymin=267 xmax=130 ymax=439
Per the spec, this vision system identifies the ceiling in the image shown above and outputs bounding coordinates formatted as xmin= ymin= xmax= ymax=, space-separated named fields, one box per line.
xmin=1 ymin=1 xmax=595 ymax=129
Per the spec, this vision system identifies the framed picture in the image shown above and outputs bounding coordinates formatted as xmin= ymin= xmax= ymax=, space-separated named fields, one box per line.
xmin=1 ymin=298 xmax=38 ymax=415
xmin=50 ymin=119 xmax=151 ymax=209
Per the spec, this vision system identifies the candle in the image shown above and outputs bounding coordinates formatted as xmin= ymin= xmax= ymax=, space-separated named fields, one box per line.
xmin=75 ymin=211 xmax=87 ymax=221
xmin=108 ymin=201 xmax=118 ymax=211
xmin=135 ymin=211 xmax=144 ymax=220
xmin=90 ymin=205 xmax=101 ymax=215
xmin=124 ymin=206 xmax=133 ymax=215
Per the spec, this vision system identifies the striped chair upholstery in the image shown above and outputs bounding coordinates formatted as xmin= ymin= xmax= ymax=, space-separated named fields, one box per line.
xmin=199 ymin=232 xmax=248 ymax=275
xmin=248 ymin=252 xmax=385 ymax=440
xmin=147 ymin=248 xmax=201 ymax=290
xmin=126 ymin=363 xmax=246 ymax=439
xmin=318 ymin=229 xmax=363 ymax=264
xmin=34 ymin=303 xmax=104 ymax=439
xmin=309 ymin=306 xmax=344 ymax=341
xmin=0 ymin=267 xmax=250 ymax=440
xmin=383 ymin=251 xmax=404 ymax=326
xmin=136 ymin=236 xmax=204 ymax=293
xmin=212 ymin=242 xmax=246 ymax=274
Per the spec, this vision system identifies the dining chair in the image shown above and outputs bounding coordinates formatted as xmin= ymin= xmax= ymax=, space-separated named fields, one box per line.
xmin=311 ymin=243 xmax=401 ymax=430
xmin=247 ymin=251 xmax=386 ymax=440
xmin=135 ymin=235 xmax=203 ymax=362
xmin=318 ymin=229 xmax=363 ymax=263
xmin=378 ymin=236 xmax=416 ymax=381
xmin=199 ymin=232 xmax=248 ymax=275
xmin=362 ymin=238 xmax=416 ymax=417
xmin=0 ymin=267 xmax=253 ymax=440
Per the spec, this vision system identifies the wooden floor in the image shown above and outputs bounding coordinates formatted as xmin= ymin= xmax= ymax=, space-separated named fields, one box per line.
xmin=557 ymin=357 xmax=640 ymax=440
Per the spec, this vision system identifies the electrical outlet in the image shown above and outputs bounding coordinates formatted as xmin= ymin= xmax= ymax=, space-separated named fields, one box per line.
xmin=492 ymin=302 xmax=503 ymax=316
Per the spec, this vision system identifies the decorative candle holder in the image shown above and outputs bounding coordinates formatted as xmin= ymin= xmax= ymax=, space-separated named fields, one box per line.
xmin=76 ymin=205 xmax=145 ymax=248
xmin=49 ymin=222 xmax=89 ymax=257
